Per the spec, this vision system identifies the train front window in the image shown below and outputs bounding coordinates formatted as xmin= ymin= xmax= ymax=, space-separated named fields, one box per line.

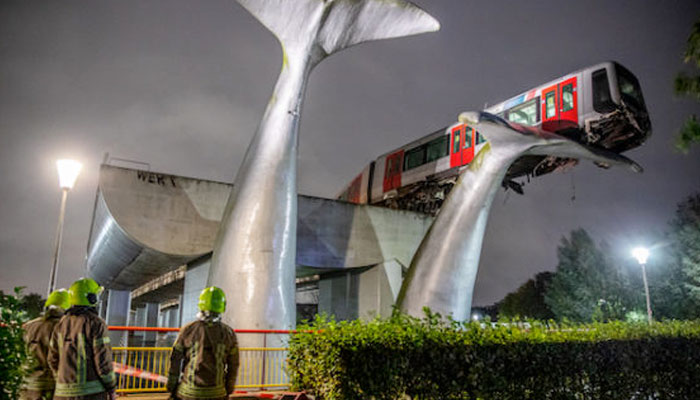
xmin=453 ymin=130 xmax=461 ymax=153
xmin=562 ymin=83 xmax=574 ymax=112
xmin=475 ymin=131 xmax=486 ymax=145
xmin=616 ymin=64 xmax=645 ymax=110
xmin=592 ymin=68 xmax=615 ymax=113
xmin=506 ymin=98 xmax=539 ymax=126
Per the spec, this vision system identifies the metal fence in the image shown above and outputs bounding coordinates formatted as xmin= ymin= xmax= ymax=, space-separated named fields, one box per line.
xmin=109 ymin=327 xmax=291 ymax=393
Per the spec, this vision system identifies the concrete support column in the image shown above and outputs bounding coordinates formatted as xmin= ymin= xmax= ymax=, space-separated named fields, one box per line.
xmin=318 ymin=270 xmax=360 ymax=321
xmin=175 ymin=295 xmax=183 ymax=328
xmin=143 ymin=302 xmax=158 ymax=346
xmin=105 ymin=290 xmax=131 ymax=347
xmin=133 ymin=306 xmax=146 ymax=344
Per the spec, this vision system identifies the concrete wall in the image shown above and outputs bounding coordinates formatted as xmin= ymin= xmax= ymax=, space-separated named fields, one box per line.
xmin=181 ymin=258 xmax=210 ymax=325
xmin=357 ymin=260 xmax=404 ymax=320
xmin=317 ymin=260 xmax=405 ymax=322
xmin=297 ymin=196 xmax=433 ymax=269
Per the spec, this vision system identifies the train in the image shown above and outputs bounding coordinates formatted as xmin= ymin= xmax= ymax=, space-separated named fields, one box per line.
xmin=338 ymin=61 xmax=651 ymax=214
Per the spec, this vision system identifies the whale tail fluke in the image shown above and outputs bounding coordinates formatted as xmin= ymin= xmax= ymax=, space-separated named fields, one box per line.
xmin=237 ymin=0 xmax=439 ymax=56
xmin=459 ymin=111 xmax=643 ymax=173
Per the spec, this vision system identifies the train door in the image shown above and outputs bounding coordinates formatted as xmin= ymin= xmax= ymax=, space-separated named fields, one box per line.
xmin=461 ymin=126 xmax=475 ymax=165
xmin=383 ymin=150 xmax=403 ymax=193
xmin=541 ymin=83 xmax=559 ymax=131
xmin=450 ymin=125 xmax=464 ymax=168
xmin=559 ymin=77 xmax=578 ymax=126
xmin=541 ymin=78 xmax=578 ymax=131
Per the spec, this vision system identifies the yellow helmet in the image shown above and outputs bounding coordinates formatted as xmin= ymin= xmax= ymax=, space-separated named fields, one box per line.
xmin=45 ymin=289 xmax=70 ymax=310
xmin=198 ymin=286 xmax=226 ymax=314
xmin=68 ymin=278 xmax=104 ymax=306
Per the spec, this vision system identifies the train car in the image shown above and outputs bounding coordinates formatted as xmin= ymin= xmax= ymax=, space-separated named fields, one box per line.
xmin=338 ymin=61 xmax=650 ymax=213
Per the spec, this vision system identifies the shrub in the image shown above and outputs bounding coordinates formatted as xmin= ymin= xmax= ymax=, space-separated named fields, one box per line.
xmin=0 ymin=288 xmax=29 ymax=400
xmin=288 ymin=311 xmax=700 ymax=399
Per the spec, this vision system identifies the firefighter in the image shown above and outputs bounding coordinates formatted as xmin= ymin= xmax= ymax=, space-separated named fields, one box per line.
xmin=20 ymin=289 xmax=71 ymax=400
xmin=167 ymin=286 xmax=239 ymax=400
xmin=48 ymin=278 xmax=117 ymax=400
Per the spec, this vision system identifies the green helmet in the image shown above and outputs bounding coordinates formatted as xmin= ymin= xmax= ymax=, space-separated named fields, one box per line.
xmin=68 ymin=278 xmax=104 ymax=306
xmin=198 ymin=286 xmax=226 ymax=314
xmin=45 ymin=289 xmax=70 ymax=310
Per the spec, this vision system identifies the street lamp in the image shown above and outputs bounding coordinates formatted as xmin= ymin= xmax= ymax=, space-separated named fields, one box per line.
xmin=631 ymin=246 xmax=652 ymax=325
xmin=47 ymin=159 xmax=82 ymax=296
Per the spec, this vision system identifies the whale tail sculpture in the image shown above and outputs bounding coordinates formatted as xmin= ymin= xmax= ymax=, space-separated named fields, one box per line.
xmin=208 ymin=0 xmax=438 ymax=343
xmin=238 ymin=0 xmax=439 ymax=59
xmin=397 ymin=111 xmax=642 ymax=321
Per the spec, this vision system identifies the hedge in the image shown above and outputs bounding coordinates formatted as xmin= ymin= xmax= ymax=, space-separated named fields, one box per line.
xmin=0 ymin=288 xmax=29 ymax=400
xmin=287 ymin=311 xmax=700 ymax=399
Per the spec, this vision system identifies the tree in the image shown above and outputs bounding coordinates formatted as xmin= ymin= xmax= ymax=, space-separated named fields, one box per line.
xmin=20 ymin=293 xmax=45 ymax=320
xmin=0 ymin=288 xmax=29 ymax=400
xmin=544 ymin=229 xmax=638 ymax=322
xmin=498 ymin=271 xmax=555 ymax=320
xmin=668 ymin=193 xmax=700 ymax=314
xmin=674 ymin=18 xmax=700 ymax=152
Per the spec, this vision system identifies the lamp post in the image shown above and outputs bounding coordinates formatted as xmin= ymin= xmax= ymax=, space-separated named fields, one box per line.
xmin=631 ymin=246 xmax=652 ymax=325
xmin=47 ymin=159 xmax=82 ymax=296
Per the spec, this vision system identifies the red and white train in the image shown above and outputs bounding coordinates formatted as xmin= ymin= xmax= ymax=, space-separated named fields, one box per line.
xmin=338 ymin=61 xmax=650 ymax=213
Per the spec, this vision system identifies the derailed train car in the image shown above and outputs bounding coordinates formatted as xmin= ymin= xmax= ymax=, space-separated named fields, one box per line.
xmin=338 ymin=61 xmax=650 ymax=213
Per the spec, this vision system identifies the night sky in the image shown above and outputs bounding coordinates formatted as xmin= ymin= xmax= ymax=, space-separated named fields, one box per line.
xmin=1 ymin=1 xmax=699 ymax=306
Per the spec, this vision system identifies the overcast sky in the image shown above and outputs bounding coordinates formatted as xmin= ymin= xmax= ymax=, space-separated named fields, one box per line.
xmin=1 ymin=1 xmax=699 ymax=306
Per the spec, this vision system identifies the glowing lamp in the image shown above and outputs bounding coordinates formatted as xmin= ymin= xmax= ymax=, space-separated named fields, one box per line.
xmin=632 ymin=247 xmax=650 ymax=265
xmin=56 ymin=159 xmax=82 ymax=190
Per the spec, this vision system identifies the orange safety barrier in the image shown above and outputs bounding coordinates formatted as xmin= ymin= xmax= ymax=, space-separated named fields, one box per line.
xmin=108 ymin=326 xmax=306 ymax=334
xmin=109 ymin=327 xmax=296 ymax=393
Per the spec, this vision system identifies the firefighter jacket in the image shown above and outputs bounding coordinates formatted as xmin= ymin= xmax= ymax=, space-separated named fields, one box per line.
xmin=167 ymin=316 xmax=239 ymax=400
xmin=20 ymin=307 xmax=64 ymax=400
xmin=47 ymin=306 xmax=116 ymax=400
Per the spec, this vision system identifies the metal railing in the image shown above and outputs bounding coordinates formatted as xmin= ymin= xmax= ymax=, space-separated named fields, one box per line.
xmin=109 ymin=327 xmax=292 ymax=393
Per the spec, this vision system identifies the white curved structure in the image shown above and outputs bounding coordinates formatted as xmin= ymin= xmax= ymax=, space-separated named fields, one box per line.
xmin=397 ymin=112 xmax=642 ymax=320
xmin=208 ymin=0 xmax=439 ymax=333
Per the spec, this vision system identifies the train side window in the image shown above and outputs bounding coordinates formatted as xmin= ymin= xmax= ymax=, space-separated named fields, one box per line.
xmin=475 ymin=131 xmax=486 ymax=145
xmin=463 ymin=128 xmax=472 ymax=149
xmin=426 ymin=135 xmax=448 ymax=162
xmin=453 ymin=130 xmax=461 ymax=153
xmin=562 ymin=83 xmax=574 ymax=112
xmin=545 ymin=91 xmax=556 ymax=118
xmin=404 ymin=145 xmax=426 ymax=171
xmin=592 ymin=69 xmax=615 ymax=113
xmin=506 ymin=98 xmax=539 ymax=126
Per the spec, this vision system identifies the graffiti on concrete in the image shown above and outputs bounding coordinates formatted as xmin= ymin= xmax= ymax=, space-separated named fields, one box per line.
xmin=137 ymin=171 xmax=177 ymax=188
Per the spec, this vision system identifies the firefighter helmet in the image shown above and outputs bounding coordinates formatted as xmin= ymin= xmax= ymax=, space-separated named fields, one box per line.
xmin=198 ymin=286 xmax=226 ymax=314
xmin=45 ymin=288 xmax=71 ymax=310
xmin=68 ymin=278 xmax=104 ymax=306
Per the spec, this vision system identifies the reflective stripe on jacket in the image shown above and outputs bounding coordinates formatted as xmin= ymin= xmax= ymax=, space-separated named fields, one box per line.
xmin=167 ymin=318 xmax=239 ymax=400
xmin=47 ymin=306 xmax=116 ymax=399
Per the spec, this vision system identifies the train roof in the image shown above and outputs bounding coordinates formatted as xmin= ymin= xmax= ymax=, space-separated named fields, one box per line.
xmin=484 ymin=61 xmax=622 ymax=115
